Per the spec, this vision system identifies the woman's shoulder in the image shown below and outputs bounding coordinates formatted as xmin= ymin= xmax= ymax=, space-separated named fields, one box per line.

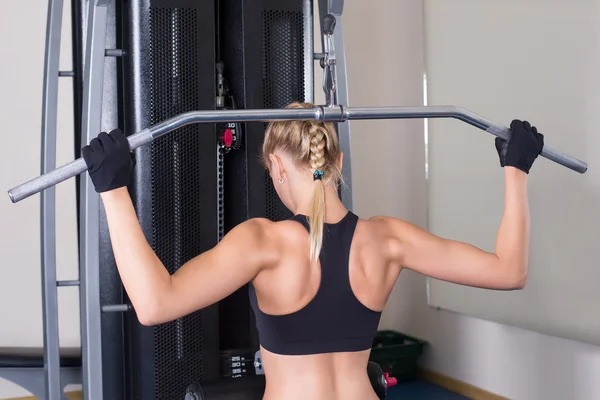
xmin=355 ymin=214 xmax=399 ymax=233
xmin=242 ymin=217 xmax=308 ymax=246
xmin=352 ymin=215 xmax=411 ymax=258
xmin=241 ymin=214 xmax=411 ymax=248
xmin=358 ymin=215 xmax=415 ymax=232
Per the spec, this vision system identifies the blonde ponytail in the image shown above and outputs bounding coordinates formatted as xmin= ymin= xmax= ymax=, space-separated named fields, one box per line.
xmin=308 ymin=128 xmax=327 ymax=261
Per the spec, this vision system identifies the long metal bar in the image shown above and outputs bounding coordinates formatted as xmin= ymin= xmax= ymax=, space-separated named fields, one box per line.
xmin=79 ymin=1 xmax=110 ymax=399
xmin=7 ymin=105 xmax=588 ymax=204
xmin=40 ymin=0 xmax=64 ymax=398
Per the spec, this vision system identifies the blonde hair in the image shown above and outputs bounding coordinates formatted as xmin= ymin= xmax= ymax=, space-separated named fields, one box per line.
xmin=262 ymin=102 xmax=342 ymax=261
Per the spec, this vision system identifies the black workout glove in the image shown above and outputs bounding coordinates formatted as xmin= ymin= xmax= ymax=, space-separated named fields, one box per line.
xmin=81 ymin=129 xmax=134 ymax=193
xmin=495 ymin=120 xmax=544 ymax=174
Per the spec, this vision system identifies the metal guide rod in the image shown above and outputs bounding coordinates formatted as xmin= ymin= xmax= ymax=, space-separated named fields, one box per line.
xmin=40 ymin=0 xmax=64 ymax=398
xmin=7 ymin=105 xmax=588 ymax=204
xmin=79 ymin=1 xmax=111 ymax=399
xmin=321 ymin=14 xmax=337 ymax=107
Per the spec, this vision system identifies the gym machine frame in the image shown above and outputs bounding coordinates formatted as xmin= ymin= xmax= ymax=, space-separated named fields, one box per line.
xmin=4 ymin=1 xmax=588 ymax=400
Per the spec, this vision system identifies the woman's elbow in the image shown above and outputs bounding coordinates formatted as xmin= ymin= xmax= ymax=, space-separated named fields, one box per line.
xmin=136 ymin=309 xmax=161 ymax=326
xmin=508 ymin=270 xmax=528 ymax=290
xmin=134 ymin=297 xmax=170 ymax=326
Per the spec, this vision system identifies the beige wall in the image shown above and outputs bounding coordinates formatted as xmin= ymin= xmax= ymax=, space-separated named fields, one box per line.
xmin=418 ymin=1 xmax=600 ymax=399
xmin=1 ymin=1 xmax=80 ymax=398
xmin=426 ymin=0 xmax=600 ymax=347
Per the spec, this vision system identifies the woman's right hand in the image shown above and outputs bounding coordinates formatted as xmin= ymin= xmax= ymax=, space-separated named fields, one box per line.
xmin=495 ymin=120 xmax=545 ymax=174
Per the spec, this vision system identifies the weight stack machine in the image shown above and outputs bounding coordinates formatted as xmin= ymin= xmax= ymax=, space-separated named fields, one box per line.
xmin=98 ymin=0 xmax=315 ymax=399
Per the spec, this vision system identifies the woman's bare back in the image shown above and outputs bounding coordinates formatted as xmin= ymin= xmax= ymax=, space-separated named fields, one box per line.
xmin=251 ymin=214 xmax=401 ymax=400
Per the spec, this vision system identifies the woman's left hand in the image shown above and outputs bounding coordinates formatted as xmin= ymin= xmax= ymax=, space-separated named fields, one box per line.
xmin=82 ymin=129 xmax=134 ymax=193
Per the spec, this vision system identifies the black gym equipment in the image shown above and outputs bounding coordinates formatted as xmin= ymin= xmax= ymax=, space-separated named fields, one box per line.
xmin=118 ymin=1 xmax=222 ymax=399
xmin=184 ymin=376 xmax=267 ymax=400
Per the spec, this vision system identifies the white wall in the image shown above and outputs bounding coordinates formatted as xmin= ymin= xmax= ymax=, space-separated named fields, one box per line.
xmin=0 ymin=1 xmax=80 ymax=398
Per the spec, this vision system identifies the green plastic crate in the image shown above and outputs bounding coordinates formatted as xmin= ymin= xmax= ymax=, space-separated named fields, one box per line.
xmin=369 ymin=330 xmax=427 ymax=382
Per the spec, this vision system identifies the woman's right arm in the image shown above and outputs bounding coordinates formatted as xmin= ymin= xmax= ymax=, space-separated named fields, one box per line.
xmin=379 ymin=120 xmax=544 ymax=290
xmin=380 ymin=166 xmax=529 ymax=290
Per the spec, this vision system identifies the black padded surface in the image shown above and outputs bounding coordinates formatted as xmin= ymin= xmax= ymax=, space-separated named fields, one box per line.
xmin=0 ymin=347 xmax=81 ymax=368
xmin=193 ymin=376 xmax=266 ymax=400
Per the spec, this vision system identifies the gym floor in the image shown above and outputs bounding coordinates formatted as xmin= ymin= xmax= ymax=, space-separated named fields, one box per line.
xmin=388 ymin=381 xmax=469 ymax=400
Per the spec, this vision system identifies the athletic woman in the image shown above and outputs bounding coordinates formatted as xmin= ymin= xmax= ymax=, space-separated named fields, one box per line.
xmin=82 ymin=102 xmax=544 ymax=400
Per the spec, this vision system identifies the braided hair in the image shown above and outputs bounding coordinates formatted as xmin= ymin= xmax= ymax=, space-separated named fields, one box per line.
xmin=262 ymin=102 xmax=342 ymax=261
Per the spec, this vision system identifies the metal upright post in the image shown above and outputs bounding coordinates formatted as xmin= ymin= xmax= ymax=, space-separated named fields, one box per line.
xmin=40 ymin=0 xmax=65 ymax=399
xmin=303 ymin=0 xmax=315 ymax=104
xmin=79 ymin=1 xmax=111 ymax=399
xmin=318 ymin=0 xmax=353 ymax=210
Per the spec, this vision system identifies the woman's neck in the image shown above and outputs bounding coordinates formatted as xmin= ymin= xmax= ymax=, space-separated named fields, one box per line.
xmin=293 ymin=184 xmax=348 ymax=223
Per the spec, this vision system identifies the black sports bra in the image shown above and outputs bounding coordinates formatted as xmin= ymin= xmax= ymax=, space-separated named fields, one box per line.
xmin=249 ymin=211 xmax=382 ymax=355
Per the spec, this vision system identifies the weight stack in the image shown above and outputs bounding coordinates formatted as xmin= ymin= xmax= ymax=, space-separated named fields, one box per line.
xmin=118 ymin=0 xmax=220 ymax=399
xmin=219 ymin=349 xmax=255 ymax=379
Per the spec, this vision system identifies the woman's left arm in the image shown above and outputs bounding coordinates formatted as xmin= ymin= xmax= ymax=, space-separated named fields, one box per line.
xmin=101 ymin=187 xmax=277 ymax=326
xmin=82 ymin=129 xmax=278 ymax=325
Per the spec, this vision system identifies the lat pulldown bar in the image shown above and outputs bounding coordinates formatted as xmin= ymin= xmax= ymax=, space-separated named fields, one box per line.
xmin=7 ymin=105 xmax=588 ymax=204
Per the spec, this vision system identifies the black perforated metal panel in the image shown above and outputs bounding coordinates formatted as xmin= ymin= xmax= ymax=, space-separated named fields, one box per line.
xmin=148 ymin=6 xmax=215 ymax=399
xmin=262 ymin=9 xmax=305 ymax=222
xmin=262 ymin=10 xmax=305 ymax=109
